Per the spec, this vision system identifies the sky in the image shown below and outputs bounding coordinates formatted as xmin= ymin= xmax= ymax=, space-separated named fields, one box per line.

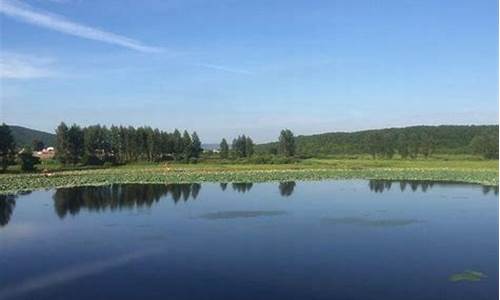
xmin=0 ymin=0 xmax=498 ymax=143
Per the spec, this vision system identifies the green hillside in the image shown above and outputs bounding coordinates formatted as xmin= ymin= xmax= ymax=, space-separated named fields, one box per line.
xmin=257 ymin=125 xmax=499 ymax=156
xmin=9 ymin=125 xmax=56 ymax=148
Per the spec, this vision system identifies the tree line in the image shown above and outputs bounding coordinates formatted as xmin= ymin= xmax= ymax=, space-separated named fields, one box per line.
xmin=218 ymin=129 xmax=296 ymax=159
xmin=256 ymin=125 xmax=499 ymax=159
xmin=55 ymin=122 xmax=203 ymax=165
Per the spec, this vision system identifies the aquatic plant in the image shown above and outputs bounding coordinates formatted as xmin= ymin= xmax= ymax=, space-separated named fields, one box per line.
xmin=449 ymin=270 xmax=487 ymax=282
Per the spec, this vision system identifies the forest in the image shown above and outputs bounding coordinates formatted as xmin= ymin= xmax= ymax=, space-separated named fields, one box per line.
xmin=256 ymin=125 xmax=499 ymax=159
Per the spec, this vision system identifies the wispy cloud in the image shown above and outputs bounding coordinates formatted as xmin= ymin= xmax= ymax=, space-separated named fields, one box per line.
xmin=197 ymin=63 xmax=253 ymax=75
xmin=0 ymin=52 xmax=58 ymax=79
xmin=0 ymin=0 xmax=162 ymax=53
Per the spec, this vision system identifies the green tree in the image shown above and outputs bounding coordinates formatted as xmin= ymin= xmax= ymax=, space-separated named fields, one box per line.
xmin=67 ymin=124 xmax=84 ymax=164
xmin=219 ymin=138 xmax=229 ymax=159
xmin=470 ymin=134 xmax=499 ymax=159
xmin=172 ymin=129 xmax=183 ymax=159
xmin=19 ymin=148 xmax=40 ymax=171
xmin=182 ymin=130 xmax=193 ymax=161
xmin=232 ymin=135 xmax=246 ymax=158
xmin=278 ymin=129 xmax=296 ymax=157
xmin=245 ymin=136 xmax=254 ymax=157
xmin=397 ymin=133 xmax=410 ymax=159
xmin=420 ymin=133 xmax=434 ymax=157
xmin=55 ymin=122 xmax=69 ymax=164
xmin=0 ymin=124 xmax=16 ymax=171
xmin=191 ymin=132 xmax=202 ymax=158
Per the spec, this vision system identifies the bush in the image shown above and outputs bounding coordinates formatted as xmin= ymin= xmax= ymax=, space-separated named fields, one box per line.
xmin=19 ymin=151 xmax=41 ymax=172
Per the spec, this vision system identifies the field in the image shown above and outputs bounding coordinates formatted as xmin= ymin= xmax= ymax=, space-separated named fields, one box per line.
xmin=0 ymin=157 xmax=498 ymax=194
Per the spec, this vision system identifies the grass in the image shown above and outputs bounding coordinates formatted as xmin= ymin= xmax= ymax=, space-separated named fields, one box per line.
xmin=0 ymin=157 xmax=498 ymax=194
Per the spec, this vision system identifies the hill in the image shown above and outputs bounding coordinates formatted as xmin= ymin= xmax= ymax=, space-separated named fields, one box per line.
xmin=256 ymin=125 xmax=499 ymax=156
xmin=8 ymin=125 xmax=56 ymax=148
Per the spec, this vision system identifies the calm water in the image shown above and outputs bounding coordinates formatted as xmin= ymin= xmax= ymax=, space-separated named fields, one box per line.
xmin=0 ymin=180 xmax=498 ymax=300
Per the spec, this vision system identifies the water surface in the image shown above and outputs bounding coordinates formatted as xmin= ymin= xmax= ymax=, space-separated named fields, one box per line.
xmin=0 ymin=180 xmax=498 ymax=300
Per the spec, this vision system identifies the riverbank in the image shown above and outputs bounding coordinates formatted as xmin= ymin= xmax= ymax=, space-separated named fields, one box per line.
xmin=0 ymin=158 xmax=498 ymax=194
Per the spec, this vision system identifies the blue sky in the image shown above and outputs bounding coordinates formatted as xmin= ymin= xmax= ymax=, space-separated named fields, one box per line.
xmin=0 ymin=0 xmax=498 ymax=143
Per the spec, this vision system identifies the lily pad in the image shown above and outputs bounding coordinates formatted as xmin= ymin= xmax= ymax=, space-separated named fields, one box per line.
xmin=449 ymin=270 xmax=487 ymax=282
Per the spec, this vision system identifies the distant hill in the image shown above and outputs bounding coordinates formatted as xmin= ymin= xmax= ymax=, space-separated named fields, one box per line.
xmin=256 ymin=125 xmax=499 ymax=156
xmin=8 ymin=125 xmax=56 ymax=148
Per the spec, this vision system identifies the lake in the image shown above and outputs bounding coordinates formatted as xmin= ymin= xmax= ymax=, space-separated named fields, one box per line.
xmin=0 ymin=180 xmax=498 ymax=300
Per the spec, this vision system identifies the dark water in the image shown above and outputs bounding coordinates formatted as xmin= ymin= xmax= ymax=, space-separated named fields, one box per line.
xmin=0 ymin=180 xmax=498 ymax=300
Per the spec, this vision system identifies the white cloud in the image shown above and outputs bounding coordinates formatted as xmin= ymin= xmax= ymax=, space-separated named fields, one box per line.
xmin=0 ymin=0 xmax=162 ymax=53
xmin=0 ymin=52 xmax=57 ymax=79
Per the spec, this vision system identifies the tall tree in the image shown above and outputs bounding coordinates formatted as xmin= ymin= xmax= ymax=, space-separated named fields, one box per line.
xmin=67 ymin=124 xmax=84 ymax=164
xmin=191 ymin=132 xmax=202 ymax=158
xmin=172 ymin=129 xmax=183 ymax=159
xmin=0 ymin=124 xmax=16 ymax=171
xmin=182 ymin=130 xmax=193 ymax=161
xmin=219 ymin=138 xmax=229 ymax=159
xmin=245 ymin=136 xmax=254 ymax=157
xmin=278 ymin=129 xmax=296 ymax=157
xmin=55 ymin=122 xmax=69 ymax=164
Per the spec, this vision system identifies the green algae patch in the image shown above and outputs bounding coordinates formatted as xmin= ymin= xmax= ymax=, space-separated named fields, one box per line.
xmin=449 ymin=270 xmax=487 ymax=282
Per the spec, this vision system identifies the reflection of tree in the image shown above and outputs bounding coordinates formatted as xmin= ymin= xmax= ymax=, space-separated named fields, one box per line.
xmin=220 ymin=183 xmax=228 ymax=191
xmin=369 ymin=180 xmax=392 ymax=193
xmin=0 ymin=194 xmax=16 ymax=227
xmin=279 ymin=182 xmax=296 ymax=197
xmin=53 ymin=183 xmax=203 ymax=218
xmin=232 ymin=183 xmax=253 ymax=193
xmin=369 ymin=180 xmax=435 ymax=193
xmin=482 ymin=185 xmax=499 ymax=195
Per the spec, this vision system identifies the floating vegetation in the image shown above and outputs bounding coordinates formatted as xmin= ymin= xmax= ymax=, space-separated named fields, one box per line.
xmin=0 ymin=163 xmax=498 ymax=194
xmin=321 ymin=217 xmax=422 ymax=227
xmin=199 ymin=210 xmax=287 ymax=220
xmin=449 ymin=270 xmax=487 ymax=282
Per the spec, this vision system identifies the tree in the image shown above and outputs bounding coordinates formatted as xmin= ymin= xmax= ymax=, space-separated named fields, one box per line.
xmin=182 ymin=130 xmax=192 ymax=161
xmin=470 ymin=134 xmax=499 ymax=159
xmin=191 ymin=132 xmax=202 ymax=158
xmin=365 ymin=132 xmax=382 ymax=159
xmin=67 ymin=124 xmax=84 ymax=164
xmin=32 ymin=139 xmax=45 ymax=152
xmin=172 ymin=129 xmax=183 ymax=159
xmin=397 ymin=133 xmax=410 ymax=159
xmin=219 ymin=138 xmax=229 ymax=159
xmin=278 ymin=129 xmax=296 ymax=157
xmin=420 ymin=133 xmax=434 ymax=158
xmin=0 ymin=124 xmax=16 ymax=171
xmin=232 ymin=135 xmax=246 ymax=158
xmin=408 ymin=133 xmax=420 ymax=159
xmin=19 ymin=148 xmax=40 ymax=171
xmin=55 ymin=122 xmax=69 ymax=164
xmin=245 ymin=136 xmax=254 ymax=157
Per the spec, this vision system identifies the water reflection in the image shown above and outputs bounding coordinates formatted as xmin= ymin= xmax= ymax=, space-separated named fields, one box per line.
xmin=279 ymin=182 xmax=296 ymax=197
xmin=0 ymin=194 xmax=17 ymax=227
xmin=53 ymin=184 xmax=202 ymax=218
xmin=369 ymin=180 xmax=438 ymax=193
xmin=232 ymin=183 xmax=253 ymax=193
xmin=482 ymin=185 xmax=499 ymax=195
xmin=1 ymin=180 xmax=497 ymax=228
